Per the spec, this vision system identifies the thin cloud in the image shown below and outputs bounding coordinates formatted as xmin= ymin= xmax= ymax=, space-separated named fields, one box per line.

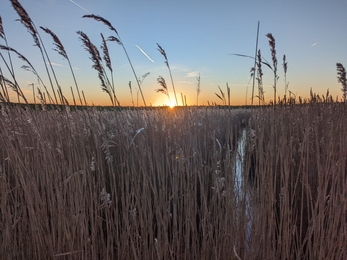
xmin=135 ymin=45 xmax=155 ymax=63
xmin=49 ymin=62 xmax=64 ymax=67
xmin=177 ymin=80 xmax=192 ymax=84
xmin=69 ymin=0 xmax=90 ymax=13
xmin=185 ymin=71 xmax=199 ymax=78
xmin=311 ymin=42 xmax=318 ymax=47
xmin=47 ymin=62 xmax=80 ymax=70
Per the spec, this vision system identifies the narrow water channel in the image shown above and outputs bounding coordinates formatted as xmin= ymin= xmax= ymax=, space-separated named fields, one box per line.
xmin=234 ymin=129 xmax=252 ymax=249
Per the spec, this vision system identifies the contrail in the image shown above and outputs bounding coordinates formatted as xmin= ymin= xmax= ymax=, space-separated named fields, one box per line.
xmin=311 ymin=42 xmax=318 ymax=47
xmin=69 ymin=0 xmax=90 ymax=13
xmin=135 ymin=45 xmax=155 ymax=63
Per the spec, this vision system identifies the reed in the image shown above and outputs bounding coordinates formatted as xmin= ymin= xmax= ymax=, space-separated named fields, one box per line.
xmin=40 ymin=26 xmax=83 ymax=106
xmin=266 ymin=33 xmax=278 ymax=106
xmin=157 ymin=43 xmax=178 ymax=106
xmin=196 ymin=73 xmax=201 ymax=106
xmin=0 ymin=1 xmax=346 ymax=259
xmin=10 ymin=0 xmax=62 ymax=105
xmin=336 ymin=63 xmax=347 ymax=102
xmin=77 ymin=31 xmax=115 ymax=106
xmin=155 ymin=75 xmax=171 ymax=103
xmin=1 ymin=101 xmax=346 ymax=259
xmin=82 ymin=14 xmax=147 ymax=107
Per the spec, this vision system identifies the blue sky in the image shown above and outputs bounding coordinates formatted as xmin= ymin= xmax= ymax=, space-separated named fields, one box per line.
xmin=1 ymin=0 xmax=347 ymax=106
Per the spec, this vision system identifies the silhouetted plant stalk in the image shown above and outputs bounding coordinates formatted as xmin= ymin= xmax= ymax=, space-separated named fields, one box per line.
xmin=266 ymin=33 xmax=278 ymax=106
xmin=256 ymin=49 xmax=265 ymax=105
xmin=336 ymin=63 xmax=347 ymax=102
xmin=128 ymin=81 xmax=134 ymax=106
xmin=215 ymin=85 xmax=226 ymax=105
xmin=0 ymin=45 xmax=54 ymax=103
xmin=40 ymin=26 xmax=83 ymax=106
xmin=82 ymin=14 xmax=146 ymax=107
xmin=0 ymin=16 xmax=13 ymax=102
xmin=77 ymin=31 xmax=116 ymax=106
xmin=251 ymin=21 xmax=260 ymax=106
xmin=157 ymin=43 xmax=178 ymax=106
xmin=10 ymin=0 xmax=61 ymax=104
xmin=227 ymin=83 xmax=231 ymax=106
xmin=196 ymin=73 xmax=201 ymax=106
xmin=156 ymin=76 xmax=171 ymax=105
xmin=100 ymin=33 xmax=120 ymax=106
xmin=0 ymin=46 xmax=51 ymax=104
xmin=283 ymin=54 xmax=289 ymax=103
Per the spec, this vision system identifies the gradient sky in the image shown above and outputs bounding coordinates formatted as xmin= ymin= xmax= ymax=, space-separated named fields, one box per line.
xmin=1 ymin=0 xmax=347 ymax=106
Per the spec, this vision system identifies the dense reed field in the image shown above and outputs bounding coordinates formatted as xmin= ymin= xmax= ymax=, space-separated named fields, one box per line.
xmin=0 ymin=103 xmax=346 ymax=259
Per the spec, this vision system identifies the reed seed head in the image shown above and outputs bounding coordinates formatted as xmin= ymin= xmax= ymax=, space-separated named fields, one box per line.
xmin=82 ymin=14 xmax=118 ymax=34
xmin=10 ymin=0 xmax=40 ymax=47
xmin=266 ymin=33 xmax=277 ymax=72
xmin=107 ymin=36 xmax=122 ymax=45
xmin=283 ymin=55 xmax=287 ymax=74
xmin=0 ymin=16 xmax=4 ymax=39
xmin=336 ymin=63 xmax=347 ymax=99
xmin=157 ymin=43 xmax=168 ymax=62
xmin=77 ymin=31 xmax=107 ymax=92
xmin=100 ymin=33 xmax=112 ymax=72
xmin=40 ymin=26 xmax=68 ymax=59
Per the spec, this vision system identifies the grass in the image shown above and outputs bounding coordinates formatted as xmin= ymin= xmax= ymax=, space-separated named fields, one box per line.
xmin=0 ymin=1 xmax=347 ymax=259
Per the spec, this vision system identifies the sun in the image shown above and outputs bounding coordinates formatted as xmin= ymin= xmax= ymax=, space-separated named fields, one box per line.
xmin=168 ymin=100 xmax=176 ymax=108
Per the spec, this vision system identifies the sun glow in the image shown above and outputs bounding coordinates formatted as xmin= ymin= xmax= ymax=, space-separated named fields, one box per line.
xmin=168 ymin=100 xmax=176 ymax=108
xmin=153 ymin=92 xmax=177 ymax=107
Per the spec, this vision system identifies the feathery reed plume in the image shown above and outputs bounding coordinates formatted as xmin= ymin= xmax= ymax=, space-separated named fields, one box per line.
xmin=283 ymin=54 xmax=288 ymax=102
xmin=128 ymin=81 xmax=134 ymax=106
xmin=256 ymin=49 xmax=265 ymax=104
xmin=0 ymin=16 xmax=4 ymax=40
xmin=156 ymin=76 xmax=171 ymax=103
xmin=10 ymin=0 xmax=39 ymax=46
xmin=266 ymin=33 xmax=278 ymax=106
xmin=215 ymin=85 xmax=226 ymax=105
xmin=10 ymin=0 xmax=59 ymax=104
xmin=157 ymin=43 xmax=178 ymax=106
xmin=0 ymin=16 xmax=14 ymax=101
xmin=39 ymin=27 xmax=67 ymax=59
xmin=100 ymin=33 xmax=119 ymax=106
xmin=77 ymin=30 xmax=115 ymax=106
xmin=196 ymin=73 xmax=201 ymax=106
xmin=0 ymin=67 xmax=8 ymax=103
xmin=100 ymin=34 xmax=111 ymax=72
xmin=40 ymin=26 xmax=83 ymax=105
xmin=83 ymin=14 xmax=118 ymax=34
xmin=0 ymin=45 xmax=54 ymax=103
xmin=83 ymin=14 xmax=146 ymax=106
xmin=336 ymin=63 xmax=347 ymax=102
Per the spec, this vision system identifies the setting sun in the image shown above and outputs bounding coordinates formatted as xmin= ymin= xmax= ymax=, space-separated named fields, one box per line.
xmin=168 ymin=100 xmax=176 ymax=108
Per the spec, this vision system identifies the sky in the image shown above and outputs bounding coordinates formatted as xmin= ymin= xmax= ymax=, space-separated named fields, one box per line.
xmin=0 ymin=0 xmax=347 ymax=106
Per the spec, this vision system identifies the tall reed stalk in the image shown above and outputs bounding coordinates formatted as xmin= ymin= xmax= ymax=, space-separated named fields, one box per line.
xmin=82 ymin=14 xmax=147 ymax=106
xmin=157 ymin=43 xmax=178 ymax=106
xmin=336 ymin=63 xmax=347 ymax=102
xmin=10 ymin=0 xmax=63 ymax=104
xmin=266 ymin=33 xmax=278 ymax=106
xmin=40 ymin=27 xmax=83 ymax=106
